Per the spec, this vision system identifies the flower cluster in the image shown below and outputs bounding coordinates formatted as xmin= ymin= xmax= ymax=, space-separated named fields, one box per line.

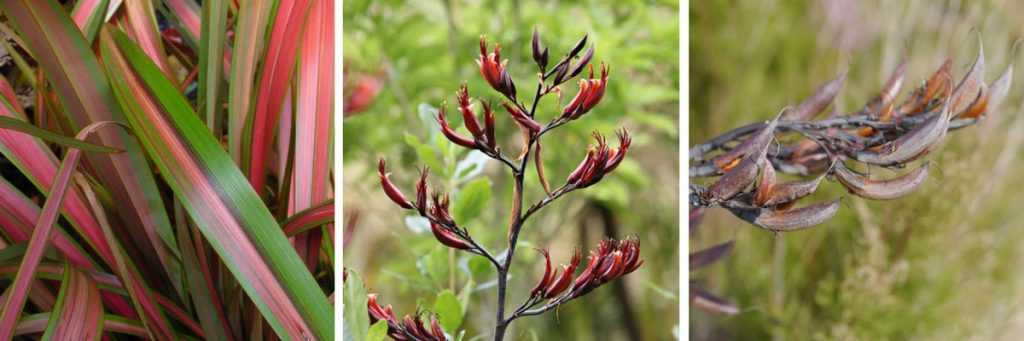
xmin=368 ymin=294 xmax=448 ymax=341
xmin=375 ymin=28 xmax=642 ymax=339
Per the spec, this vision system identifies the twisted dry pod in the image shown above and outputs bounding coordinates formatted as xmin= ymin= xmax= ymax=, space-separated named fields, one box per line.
xmin=833 ymin=161 xmax=930 ymax=200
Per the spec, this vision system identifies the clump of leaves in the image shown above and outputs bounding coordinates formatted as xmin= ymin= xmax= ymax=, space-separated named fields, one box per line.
xmin=356 ymin=29 xmax=643 ymax=341
xmin=0 ymin=1 xmax=333 ymax=339
xmin=690 ymin=42 xmax=1014 ymax=312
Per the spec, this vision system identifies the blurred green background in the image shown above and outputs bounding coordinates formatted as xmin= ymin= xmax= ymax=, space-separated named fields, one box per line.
xmin=691 ymin=0 xmax=1024 ymax=340
xmin=343 ymin=0 xmax=679 ymax=340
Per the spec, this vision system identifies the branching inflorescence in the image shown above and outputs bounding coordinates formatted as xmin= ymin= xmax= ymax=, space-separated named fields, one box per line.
xmin=689 ymin=42 xmax=1015 ymax=314
xmin=372 ymin=29 xmax=642 ymax=340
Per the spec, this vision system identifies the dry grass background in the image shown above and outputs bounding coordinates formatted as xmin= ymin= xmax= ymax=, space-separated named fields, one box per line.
xmin=691 ymin=0 xmax=1024 ymax=339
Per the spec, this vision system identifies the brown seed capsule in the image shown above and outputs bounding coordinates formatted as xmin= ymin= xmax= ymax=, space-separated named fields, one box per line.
xmin=865 ymin=59 xmax=907 ymax=117
xmin=987 ymin=63 xmax=1014 ymax=113
xmin=378 ymin=159 xmax=415 ymax=209
xmin=752 ymin=157 xmax=776 ymax=206
xmin=784 ymin=71 xmax=845 ymax=122
xmin=899 ymin=59 xmax=952 ymax=116
xmin=691 ymin=287 xmax=740 ymax=315
xmin=705 ymin=114 xmax=779 ymax=202
xmin=690 ymin=240 xmax=734 ymax=269
xmin=712 ymin=113 xmax=780 ymax=170
xmin=951 ymin=45 xmax=985 ymax=116
xmin=854 ymin=94 xmax=952 ymax=166
xmin=728 ymin=199 xmax=840 ymax=232
xmin=833 ymin=161 xmax=930 ymax=200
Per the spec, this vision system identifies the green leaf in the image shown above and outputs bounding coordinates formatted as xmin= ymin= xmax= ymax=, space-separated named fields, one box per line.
xmin=432 ymin=289 xmax=464 ymax=332
xmin=453 ymin=178 xmax=491 ymax=223
xmin=366 ymin=320 xmax=388 ymax=341
xmin=0 ymin=116 xmax=121 ymax=153
xmin=343 ymin=271 xmax=370 ymax=341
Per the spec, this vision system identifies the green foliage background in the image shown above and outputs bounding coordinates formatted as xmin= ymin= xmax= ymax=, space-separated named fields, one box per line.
xmin=691 ymin=1 xmax=1024 ymax=340
xmin=343 ymin=0 xmax=680 ymax=339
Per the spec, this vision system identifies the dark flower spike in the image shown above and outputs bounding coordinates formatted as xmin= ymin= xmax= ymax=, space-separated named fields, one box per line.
xmin=436 ymin=104 xmax=478 ymax=149
xmin=562 ymin=63 xmax=609 ymax=119
xmin=502 ymin=101 xmax=542 ymax=133
xmin=457 ymin=85 xmax=485 ymax=140
xmin=378 ymin=158 xmax=415 ymax=209
xmin=477 ymin=36 xmax=517 ymax=98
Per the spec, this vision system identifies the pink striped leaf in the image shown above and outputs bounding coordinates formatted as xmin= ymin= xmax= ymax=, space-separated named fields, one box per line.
xmin=41 ymin=263 xmax=104 ymax=340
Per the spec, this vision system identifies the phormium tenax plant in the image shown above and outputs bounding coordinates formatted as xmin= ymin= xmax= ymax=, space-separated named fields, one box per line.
xmin=367 ymin=28 xmax=643 ymax=340
xmin=689 ymin=41 xmax=1014 ymax=314
xmin=0 ymin=1 xmax=333 ymax=340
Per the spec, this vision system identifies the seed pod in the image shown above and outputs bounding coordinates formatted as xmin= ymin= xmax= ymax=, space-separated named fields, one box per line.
xmin=865 ymin=59 xmax=907 ymax=117
xmin=987 ymin=62 xmax=1014 ymax=113
xmin=899 ymin=59 xmax=952 ymax=116
xmin=712 ymin=114 xmax=781 ymax=170
xmin=950 ymin=43 xmax=986 ymax=115
xmin=728 ymin=199 xmax=841 ymax=232
xmin=784 ymin=71 xmax=845 ymax=121
xmin=691 ymin=287 xmax=740 ymax=315
xmin=754 ymin=159 xmax=824 ymax=207
xmin=752 ymin=157 xmax=776 ymax=206
xmin=690 ymin=240 xmax=735 ymax=269
xmin=833 ymin=161 xmax=930 ymax=200
xmin=854 ymin=95 xmax=952 ymax=166
xmin=705 ymin=114 xmax=779 ymax=202
xmin=430 ymin=222 xmax=471 ymax=250
xmin=378 ymin=159 xmax=415 ymax=209
xmin=957 ymin=83 xmax=989 ymax=119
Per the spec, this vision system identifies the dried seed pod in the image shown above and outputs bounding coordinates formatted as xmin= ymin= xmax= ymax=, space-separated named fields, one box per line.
xmin=691 ymin=287 xmax=739 ymax=315
xmin=957 ymin=83 xmax=989 ymax=119
xmin=783 ymin=71 xmax=845 ymax=121
xmin=728 ymin=199 xmax=840 ymax=232
xmin=899 ymin=59 xmax=952 ymax=116
xmin=711 ymin=113 xmax=781 ymax=170
xmin=865 ymin=59 xmax=907 ymax=117
xmin=950 ymin=44 xmax=986 ymax=115
xmin=853 ymin=95 xmax=952 ymax=166
xmin=987 ymin=62 xmax=1014 ymax=113
xmin=752 ymin=157 xmax=776 ymax=206
xmin=705 ymin=114 xmax=780 ymax=202
xmin=690 ymin=240 xmax=735 ymax=269
xmin=833 ymin=161 xmax=930 ymax=200
xmin=754 ymin=161 xmax=825 ymax=207
xmin=378 ymin=159 xmax=415 ymax=209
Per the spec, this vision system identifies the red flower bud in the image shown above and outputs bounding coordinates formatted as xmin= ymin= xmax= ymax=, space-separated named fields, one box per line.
xmin=477 ymin=37 xmax=516 ymax=98
xmin=379 ymin=159 xmax=415 ymax=209
xmin=416 ymin=167 xmax=429 ymax=214
xmin=562 ymin=63 xmax=609 ymax=119
xmin=430 ymin=317 xmax=446 ymax=340
xmin=430 ymin=222 xmax=471 ymax=250
xmin=457 ymin=84 xmax=485 ymax=140
xmin=502 ymin=102 xmax=542 ymax=133
xmin=430 ymin=193 xmax=455 ymax=226
xmin=483 ymin=101 xmax=497 ymax=149
xmin=436 ymin=105 xmax=478 ymax=149
xmin=572 ymin=254 xmax=601 ymax=293
xmin=530 ymin=248 xmax=553 ymax=297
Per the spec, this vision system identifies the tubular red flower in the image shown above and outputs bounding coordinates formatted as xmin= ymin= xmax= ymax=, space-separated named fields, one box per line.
xmin=430 ymin=222 xmax=471 ymax=250
xmin=430 ymin=317 xmax=446 ymax=339
xmin=379 ymin=159 xmax=415 ymax=209
xmin=477 ymin=37 xmax=516 ymax=98
xmin=483 ymin=101 xmax=497 ymax=149
xmin=604 ymin=128 xmax=631 ymax=172
xmin=543 ymin=250 xmax=581 ymax=299
xmin=562 ymin=63 xmax=609 ymax=119
xmin=436 ymin=105 xmax=478 ymax=148
xmin=457 ymin=84 xmax=485 ymax=139
xmin=530 ymin=248 xmax=553 ymax=297
xmin=502 ymin=102 xmax=542 ymax=133
xmin=415 ymin=167 xmax=429 ymax=214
